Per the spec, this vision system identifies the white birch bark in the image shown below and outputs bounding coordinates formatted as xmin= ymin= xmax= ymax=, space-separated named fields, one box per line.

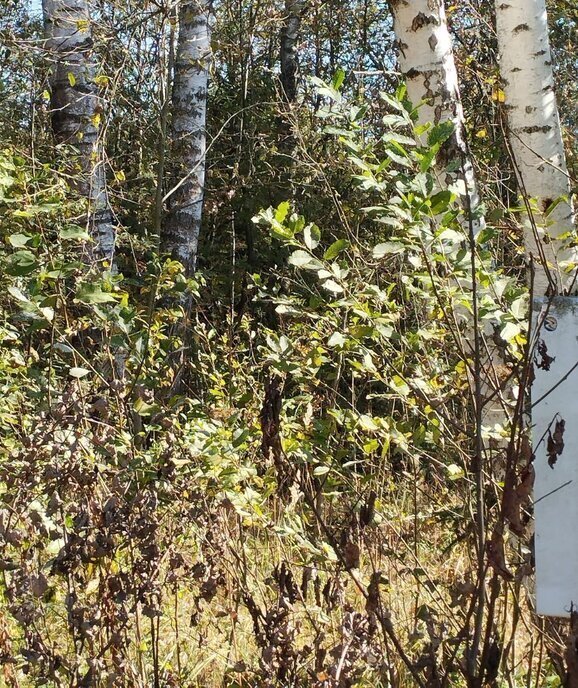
xmin=42 ymin=0 xmax=115 ymax=264
xmin=495 ymin=0 xmax=576 ymax=295
xmin=392 ymin=1 xmax=514 ymax=446
xmin=391 ymin=0 xmax=483 ymax=233
xmin=280 ymin=0 xmax=303 ymax=104
xmin=162 ymin=0 xmax=212 ymax=275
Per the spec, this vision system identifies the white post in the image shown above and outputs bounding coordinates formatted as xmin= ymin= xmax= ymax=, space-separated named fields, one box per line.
xmin=495 ymin=0 xmax=578 ymax=618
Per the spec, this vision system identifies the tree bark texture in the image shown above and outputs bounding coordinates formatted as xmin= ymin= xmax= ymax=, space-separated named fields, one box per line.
xmin=280 ymin=0 xmax=303 ymax=103
xmin=42 ymin=0 xmax=115 ymax=264
xmin=495 ymin=0 xmax=576 ymax=294
xmin=162 ymin=0 xmax=212 ymax=276
xmin=391 ymin=0 xmax=483 ymax=233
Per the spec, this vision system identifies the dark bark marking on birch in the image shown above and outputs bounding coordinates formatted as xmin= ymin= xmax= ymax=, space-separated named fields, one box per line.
xmin=410 ymin=12 xmax=439 ymax=32
xmin=521 ymin=125 xmax=552 ymax=134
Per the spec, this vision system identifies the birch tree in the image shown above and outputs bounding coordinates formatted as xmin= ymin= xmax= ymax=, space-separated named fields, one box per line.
xmin=390 ymin=0 xmax=482 ymax=232
xmin=161 ymin=0 xmax=212 ymax=276
xmin=42 ymin=0 xmax=115 ymax=264
xmin=495 ymin=0 xmax=576 ymax=295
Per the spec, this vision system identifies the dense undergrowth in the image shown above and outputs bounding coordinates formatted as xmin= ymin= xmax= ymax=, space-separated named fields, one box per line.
xmin=0 ymin=83 xmax=572 ymax=688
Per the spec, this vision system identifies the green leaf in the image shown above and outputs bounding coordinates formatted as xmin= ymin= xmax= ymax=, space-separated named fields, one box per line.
xmin=358 ymin=414 xmax=379 ymax=431
xmin=39 ymin=306 xmax=54 ymax=322
xmin=372 ymin=242 xmax=404 ymax=259
xmin=349 ymin=104 xmax=367 ymax=122
xmin=69 ymin=367 xmax=90 ymax=378
xmin=323 ymin=239 xmax=348 ymax=261
xmin=60 ymin=225 xmax=90 ymax=241
xmin=7 ymin=250 xmax=37 ymax=276
xmin=332 ymin=67 xmax=346 ymax=91
xmin=429 ymin=190 xmax=453 ymax=215
xmin=7 ymin=285 xmax=30 ymax=303
xmin=300 ymin=258 xmax=325 ymax=272
xmin=380 ymin=92 xmax=405 ymax=112
xmin=133 ymin=397 xmax=160 ymax=417
xmin=304 ymin=223 xmax=321 ymax=250
xmin=275 ymin=303 xmax=301 ymax=316
xmin=510 ymin=296 xmax=527 ymax=320
xmin=544 ymin=195 xmax=568 ymax=217
xmin=384 ymin=146 xmax=412 ymax=168
xmin=271 ymin=221 xmax=294 ymax=240
xmin=500 ymin=321 xmax=522 ymax=343
xmin=321 ymin=279 xmax=343 ymax=294
xmin=327 ymin=331 xmax=346 ymax=347
xmin=275 ymin=201 xmax=290 ymax=224
xmin=363 ymin=439 xmax=379 ymax=454
xmin=389 ymin=375 xmax=410 ymax=397
xmin=313 ymin=465 xmax=330 ymax=476
xmin=446 ymin=463 xmax=465 ymax=481
xmin=418 ymin=148 xmax=437 ymax=172
xmin=288 ymin=250 xmax=313 ymax=268
xmin=8 ymin=233 xmax=31 ymax=247
xmin=288 ymin=213 xmax=305 ymax=234
xmin=382 ymin=114 xmax=408 ymax=128
xmin=76 ymin=283 xmax=117 ymax=304
xmin=382 ymin=132 xmax=416 ymax=146
xmin=427 ymin=120 xmax=455 ymax=147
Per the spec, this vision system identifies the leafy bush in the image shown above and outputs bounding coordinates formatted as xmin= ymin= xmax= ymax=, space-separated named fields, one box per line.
xmin=0 ymin=85 xmax=555 ymax=688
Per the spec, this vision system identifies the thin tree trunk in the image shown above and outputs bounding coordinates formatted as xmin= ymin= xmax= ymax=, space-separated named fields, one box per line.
xmin=161 ymin=0 xmax=212 ymax=276
xmin=277 ymin=0 xmax=303 ymax=185
xmin=495 ymin=0 xmax=576 ymax=295
xmin=280 ymin=0 xmax=303 ymax=104
xmin=154 ymin=14 xmax=176 ymax=239
xmin=392 ymin=6 xmax=494 ymax=678
xmin=42 ymin=0 xmax=115 ymax=264
xmin=390 ymin=0 xmax=483 ymax=233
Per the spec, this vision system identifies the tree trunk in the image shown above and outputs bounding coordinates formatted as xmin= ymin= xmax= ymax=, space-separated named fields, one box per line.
xmin=495 ymin=0 xmax=576 ymax=295
xmin=162 ymin=0 xmax=212 ymax=276
xmin=280 ymin=0 xmax=303 ymax=104
xmin=390 ymin=0 xmax=482 ymax=233
xmin=42 ymin=0 xmax=115 ymax=264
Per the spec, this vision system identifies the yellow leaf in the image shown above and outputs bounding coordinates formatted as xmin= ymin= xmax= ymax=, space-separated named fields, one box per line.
xmin=76 ymin=19 xmax=89 ymax=32
xmin=491 ymin=87 xmax=505 ymax=103
xmin=114 ymin=169 xmax=126 ymax=182
xmin=94 ymin=74 xmax=109 ymax=88
xmin=67 ymin=72 xmax=76 ymax=87
xmin=91 ymin=112 xmax=101 ymax=128
xmin=475 ymin=128 xmax=487 ymax=139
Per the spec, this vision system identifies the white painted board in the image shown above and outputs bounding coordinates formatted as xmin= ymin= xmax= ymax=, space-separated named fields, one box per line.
xmin=533 ymin=297 xmax=578 ymax=617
